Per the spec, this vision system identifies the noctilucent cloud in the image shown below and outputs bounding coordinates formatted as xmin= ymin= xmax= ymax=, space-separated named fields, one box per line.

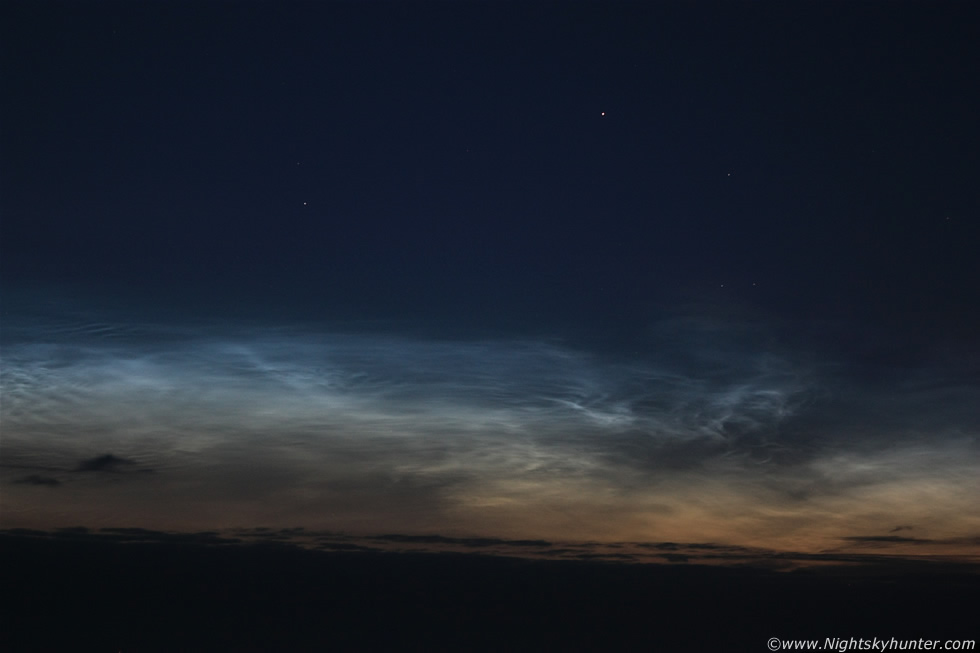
xmin=3 ymin=303 xmax=977 ymax=565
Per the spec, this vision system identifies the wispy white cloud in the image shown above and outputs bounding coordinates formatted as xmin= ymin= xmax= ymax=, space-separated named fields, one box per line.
xmin=1 ymin=312 xmax=976 ymax=550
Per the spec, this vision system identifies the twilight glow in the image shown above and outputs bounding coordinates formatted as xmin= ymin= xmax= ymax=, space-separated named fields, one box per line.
xmin=3 ymin=309 xmax=976 ymax=567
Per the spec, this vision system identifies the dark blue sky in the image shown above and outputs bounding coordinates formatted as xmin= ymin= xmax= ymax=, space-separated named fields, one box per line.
xmin=4 ymin=1 xmax=977 ymax=339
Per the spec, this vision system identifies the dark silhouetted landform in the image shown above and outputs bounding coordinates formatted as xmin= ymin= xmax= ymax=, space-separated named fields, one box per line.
xmin=2 ymin=528 xmax=977 ymax=652
xmin=6 ymin=526 xmax=977 ymax=571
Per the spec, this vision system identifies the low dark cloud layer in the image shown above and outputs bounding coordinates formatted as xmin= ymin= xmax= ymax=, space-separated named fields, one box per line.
xmin=369 ymin=534 xmax=552 ymax=548
xmin=75 ymin=454 xmax=136 ymax=473
xmin=842 ymin=536 xmax=935 ymax=546
xmin=14 ymin=474 xmax=60 ymax=487
xmin=3 ymin=527 xmax=977 ymax=575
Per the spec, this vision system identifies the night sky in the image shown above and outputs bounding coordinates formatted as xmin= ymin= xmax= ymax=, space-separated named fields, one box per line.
xmin=2 ymin=0 xmax=979 ymax=580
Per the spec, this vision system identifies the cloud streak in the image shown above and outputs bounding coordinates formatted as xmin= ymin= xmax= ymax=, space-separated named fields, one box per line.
xmin=74 ymin=454 xmax=138 ymax=473
xmin=1 ymin=309 xmax=977 ymax=556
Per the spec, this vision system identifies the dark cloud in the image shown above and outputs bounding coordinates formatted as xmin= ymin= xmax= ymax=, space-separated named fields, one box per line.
xmin=315 ymin=541 xmax=378 ymax=552
xmin=684 ymin=543 xmax=755 ymax=553
xmin=233 ymin=528 xmax=297 ymax=541
xmin=634 ymin=541 xmax=754 ymax=555
xmin=841 ymin=535 xmax=935 ymax=546
xmin=3 ymin=527 xmax=978 ymax=576
xmin=75 ymin=454 xmax=136 ymax=472
xmin=571 ymin=552 xmax=639 ymax=562
xmin=100 ymin=527 xmax=167 ymax=536
xmin=369 ymin=533 xmax=552 ymax=548
xmin=14 ymin=474 xmax=60 ymax=486
xmin=637 ymin=542 xmax=680 ymax=551
xmin=96 ymin=528 xmax=240 ymax=546
xmin=1 ymin=528 xmax=51 ymax=538
xmin=661 ymin=553 xmax=690 ymax=563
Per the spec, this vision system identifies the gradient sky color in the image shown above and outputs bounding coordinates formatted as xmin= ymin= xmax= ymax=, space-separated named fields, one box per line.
xmin=2 ymin=1 xmax=978 ymax=570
